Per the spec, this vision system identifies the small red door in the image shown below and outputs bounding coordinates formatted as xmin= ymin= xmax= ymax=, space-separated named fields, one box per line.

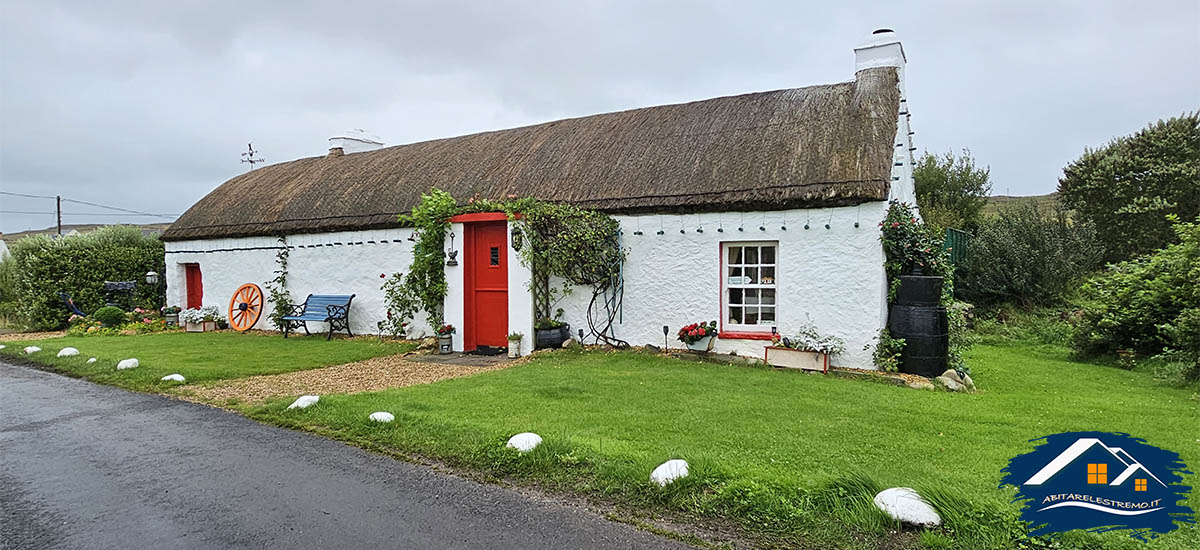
xmin=184 ymin=264 xmax=203 ymax=309
xmin=464 ymin=221 xmax=508 ymax=350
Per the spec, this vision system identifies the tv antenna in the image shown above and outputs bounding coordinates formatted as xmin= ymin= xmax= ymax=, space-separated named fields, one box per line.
xmin=240 ymin=142 xmax=265 ymax=170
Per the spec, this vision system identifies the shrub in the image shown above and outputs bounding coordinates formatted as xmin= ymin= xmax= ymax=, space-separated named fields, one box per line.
xmin=913 ymin=149 xmax=992 ymax=233
xmin=1058 ymin=112 xmax=1200 ymax=262
xmin=7 ymin=225 xmax=165 ymax=330
xmin=1072 ymin=216 xmax=1200 ymax=366
xmin=93 ymin=306 xmax=128 ymax=327
xmin=957 ymin=203 xmax=1103 ymax=306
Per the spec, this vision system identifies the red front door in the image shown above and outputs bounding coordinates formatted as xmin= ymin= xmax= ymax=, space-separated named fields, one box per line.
xmin=184 ymin=264 xmax=203 ymax=309
xmin=464 ymin=221 xmax=508 ymax=350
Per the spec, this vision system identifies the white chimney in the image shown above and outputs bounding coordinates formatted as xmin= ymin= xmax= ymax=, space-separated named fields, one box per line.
xmin=328 ymin=129 xmax=385 ymax=155
xmin=855 ymin=28 xmax=917 ymax=207
xmin=854 ymin=28 xmax=907 ymax=100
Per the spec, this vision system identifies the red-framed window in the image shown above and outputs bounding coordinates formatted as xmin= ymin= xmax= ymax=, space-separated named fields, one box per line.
xmin=721 ymin=241 xmax=778 ymax=334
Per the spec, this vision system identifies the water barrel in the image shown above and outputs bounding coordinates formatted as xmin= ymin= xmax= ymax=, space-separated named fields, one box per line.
xmin=889 ymin=276 xmax=949 ymax=377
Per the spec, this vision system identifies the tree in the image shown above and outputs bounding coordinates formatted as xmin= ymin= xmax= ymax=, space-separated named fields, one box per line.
xmin=913 ymin=149 xmax=992 ymax=233
xmin=1058 ymin=112 xmax=1200 ymax=263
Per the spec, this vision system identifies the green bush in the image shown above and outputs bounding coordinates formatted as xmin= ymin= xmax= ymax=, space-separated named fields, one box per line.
xmin=92 ymin=306 xmax=128 ymax=327
xmin=7 ymin=226 xmax=165 ymax=330
xmin=1058 ymin=112 xmax=1199 ymax=263
xmin=957 ymin=203 xmax=1103 ymax=306
xmin=1072 ymin=216 xmax=1200 ymax=365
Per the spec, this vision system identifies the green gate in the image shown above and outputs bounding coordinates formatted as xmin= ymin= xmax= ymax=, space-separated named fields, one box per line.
xmin=944 ymin=228 xmax=969 ymax=269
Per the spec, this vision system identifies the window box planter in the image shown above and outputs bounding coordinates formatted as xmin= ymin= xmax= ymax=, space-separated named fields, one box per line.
xmin=185 ymin=320 xmax=216 ymax=333
xmin=535 ymin=324 xmax=570 ymax=349
xmin=765 ymin=346 xmax=829 ymax=373
xmin=686 ymin=335 xmax=715 ymax=352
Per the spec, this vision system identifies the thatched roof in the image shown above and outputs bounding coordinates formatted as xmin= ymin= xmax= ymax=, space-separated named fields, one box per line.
xmin=163 ymin=67 xmax=900 ymax=241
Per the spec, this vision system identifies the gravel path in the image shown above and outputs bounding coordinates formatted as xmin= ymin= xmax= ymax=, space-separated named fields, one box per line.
xmin=183 ymin=353 xmax=519 ymax=405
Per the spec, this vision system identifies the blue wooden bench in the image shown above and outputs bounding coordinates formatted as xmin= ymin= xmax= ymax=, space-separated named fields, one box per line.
xmin=281 ymin=294 xmax=356 ymax=340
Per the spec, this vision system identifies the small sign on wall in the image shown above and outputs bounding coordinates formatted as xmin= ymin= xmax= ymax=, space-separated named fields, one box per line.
xmin=728 ymin=276 xmax=750 ymax=285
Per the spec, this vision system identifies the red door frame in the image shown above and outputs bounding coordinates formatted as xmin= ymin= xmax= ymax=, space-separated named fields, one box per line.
xmin=462 ymin=220 xmax=509 ymax=351
xmin=183 ymin=263 xmax=203 ymax=309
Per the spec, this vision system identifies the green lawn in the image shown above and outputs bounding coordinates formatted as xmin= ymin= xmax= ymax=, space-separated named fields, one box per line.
xmin=251 ymin=344 xmax=1200 ymax=549
xmin=0 ymin=331 xmax=418 ymax=392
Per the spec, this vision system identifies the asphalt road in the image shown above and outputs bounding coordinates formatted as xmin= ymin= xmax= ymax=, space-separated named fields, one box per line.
xmin=0 ymin=361 xmax=686 ymax=550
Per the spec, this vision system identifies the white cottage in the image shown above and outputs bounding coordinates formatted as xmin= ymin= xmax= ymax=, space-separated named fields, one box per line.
xmin=161 ymin=30 xmax=917 ymax=368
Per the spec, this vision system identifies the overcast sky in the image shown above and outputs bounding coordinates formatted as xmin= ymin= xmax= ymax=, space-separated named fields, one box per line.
xmin=1 ymin=1 xmax=1197 ymax=234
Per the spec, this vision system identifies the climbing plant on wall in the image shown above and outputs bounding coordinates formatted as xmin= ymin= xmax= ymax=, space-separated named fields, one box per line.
xmin=397 ymin=192 xmax=627 ymax=345
xmin=264 ymin=236 xmax=293 ymax=330
xmin=395 ymin=189 xmax=457 ymax=329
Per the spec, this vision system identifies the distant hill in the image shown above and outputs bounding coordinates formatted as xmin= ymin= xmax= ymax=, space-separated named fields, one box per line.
xmin=0 ymin=223 xmax=172 ymax=244
xmin=981 ymin=192 xmax=1060 ymax=216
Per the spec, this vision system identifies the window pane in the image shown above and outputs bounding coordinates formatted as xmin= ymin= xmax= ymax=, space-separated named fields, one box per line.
xmin=745 ymin=247 xmax=758 ymax=264
xmin=729 ymin=288 xmax=743 ymax=304
xmin=744 ymin=308 xmax=759 ymax=324
xmin=744 ymin=289 xmax=759 ymax=305
xmin=762 ymin=289 xmax=776 ymax=305
xmin=760 ymin=267 xmax=775 ymax=285
xmin=728 ymin=266 xmax=743 ymax=280
xmin=761 ymin=246 xmax=775 ymax=265
xmin=760 ymin=307 xmax=775 ymax=323
xmin=728 ymin=307 xmax=742 ymax=325
xmin=728 ymin=246 xmax=742 ymax=264
xmin=744 ymin=267 xmax=758 ymax=284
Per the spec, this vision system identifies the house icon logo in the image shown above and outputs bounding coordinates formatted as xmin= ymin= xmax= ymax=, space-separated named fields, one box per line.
xmin=1000 ymin=431 xmax=1194 ymax=540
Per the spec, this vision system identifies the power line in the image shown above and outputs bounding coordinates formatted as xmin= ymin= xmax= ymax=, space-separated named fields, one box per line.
xmin=0 ymin=190 xmax=57 ymax=200
xmin=0 ymin=210 xmax=55 ymax=215
xmin=60 ymin=198 xmax=175 ymax=218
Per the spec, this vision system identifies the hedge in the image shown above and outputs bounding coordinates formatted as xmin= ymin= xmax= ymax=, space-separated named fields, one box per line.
xmin=5 ymin=225 xmax=165 ymax=330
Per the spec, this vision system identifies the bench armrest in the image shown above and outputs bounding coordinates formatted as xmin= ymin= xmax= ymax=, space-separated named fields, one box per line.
xmin=286 ymin=303 xmax=307 ymax=317
xmin=326 ymin=304 xmax=349 ymax=319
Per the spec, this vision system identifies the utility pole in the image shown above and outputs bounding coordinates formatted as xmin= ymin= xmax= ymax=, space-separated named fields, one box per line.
xmin=56 ymin=195 xmax=62 ymax=236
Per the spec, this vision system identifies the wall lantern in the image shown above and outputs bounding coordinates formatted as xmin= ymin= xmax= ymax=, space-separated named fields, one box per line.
xmin=145 ymin=271 xmax=160 ymax=285
xmin=445 ymin=231 xmax=459 ymax=266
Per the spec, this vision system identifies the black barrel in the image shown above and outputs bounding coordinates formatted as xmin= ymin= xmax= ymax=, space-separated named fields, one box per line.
xmin=889 ymin=275 xmax=949 ymax=377
xmin=895 ymin=275 xmax=943 ymax=306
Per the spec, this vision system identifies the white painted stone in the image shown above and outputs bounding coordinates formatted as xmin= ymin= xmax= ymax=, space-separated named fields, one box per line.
xmin=116 ymin=358 xmax=139 ymax=370
xmin=0 ymin=344 xmax=6 ymax=350
xmin=368 ymin=411 xmax=395 ymax=423
xmin=650 ymin=459 xmax=689 ymax=486
xmin=57 ymin=347 xmax=80 ymax=357
xmin=287 ymin=395 xmax=319 ymax=409
xmin=161 ymin=374 xmax=186 ymax=383
xmin=23 ymin=346 xmax=41 ymax=354
xmin=87 ymin=357 xmax=97 ymax=363
xmin=506 ymin=432 xmax=542 ymax=453
xmin=873 ymin=487 xmax=942 ymax=527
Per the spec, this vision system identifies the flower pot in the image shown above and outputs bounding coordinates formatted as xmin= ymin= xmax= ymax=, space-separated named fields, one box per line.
xmin=685 ymin=335 xmax=715 ymax=352
xmin=507 ymin=341 xmax=521 ymax=358
xmin=437 ymin=335 xmax=453 ymax=354
xmin=535 ymin=324 xmax=570 ymax=349
xmin=164 ymin=313 xmax=179 ymax=327
xmin=765 ymin=347 xmax=829 ymax=373
xmin=186 ymin=321 xmax=216 ymax=333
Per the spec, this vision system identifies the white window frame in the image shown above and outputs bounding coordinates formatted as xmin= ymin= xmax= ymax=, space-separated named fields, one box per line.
xmin=721 ymin=241 xmax=778 ymax=333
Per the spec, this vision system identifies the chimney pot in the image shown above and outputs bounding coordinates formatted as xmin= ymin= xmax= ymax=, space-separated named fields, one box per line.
xmin=328 ymin=147 xmax=344 ymax=157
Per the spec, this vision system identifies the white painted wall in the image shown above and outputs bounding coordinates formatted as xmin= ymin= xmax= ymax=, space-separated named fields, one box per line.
xmin=549 ymin=203 xmax=892 ymax=368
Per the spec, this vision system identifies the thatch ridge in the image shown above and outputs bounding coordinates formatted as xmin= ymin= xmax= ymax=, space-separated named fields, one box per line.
xmin=163 ymin=67 xmax=900 ymax=241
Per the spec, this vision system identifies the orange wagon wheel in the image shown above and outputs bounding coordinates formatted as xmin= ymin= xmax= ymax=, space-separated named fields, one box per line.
xmin=228 ymin=283 xmax=264 ymax=332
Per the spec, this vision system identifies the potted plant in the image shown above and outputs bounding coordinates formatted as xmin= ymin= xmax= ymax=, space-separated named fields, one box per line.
xmin=436 ymin=324 xmax=455 ymax=354
xmin=534 ymin=312 xmax=570 ymax=349
xmin=180 ymin=306 xmax=222 ymax=332
xmin=677 ymin=321 xmax=718 ymax=352
xmin=507 ymin=332 xmax=523 ymax=358
xmin=161 ymin=305 xmax=181 ymax=326
xmin=765 ymin=323 xmax=845 ymax=373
